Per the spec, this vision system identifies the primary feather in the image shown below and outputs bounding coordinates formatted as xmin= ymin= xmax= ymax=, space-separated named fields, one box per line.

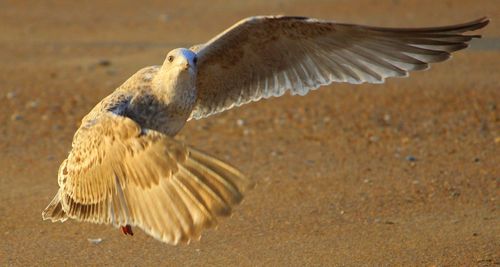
xmin=189 ymin=16 xmax=489 ymax=120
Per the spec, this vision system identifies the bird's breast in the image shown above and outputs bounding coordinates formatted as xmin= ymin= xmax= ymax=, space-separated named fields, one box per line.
xmin=126 ymin=92 xmax=194 ymax=136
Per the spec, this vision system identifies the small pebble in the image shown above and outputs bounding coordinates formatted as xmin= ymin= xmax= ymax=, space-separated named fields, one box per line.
xmin=305 ymin=160 xmax=315 ymax=165
xmin=25 ymin=100 xmax=39 ymax=109
xmin=406 ymin=155 xmax=417 ymax=162
xmin=10 ymin=113 xmax=23 ymax=121
xmin=6 ymin=91 xmax=16 ymax=99
xmin=487 ymin=102 xmax=496 ymax=111
xmin=87 ymin=238 xmax=103 ymax=244
xmin=369 ymin=135 xmax=379 ymax=142
xmin=236 ymin=119 xmax=245 ymax=126
xmin=158 ymin=14 xmax=170 ymax=22
xmin=98 ymin=59 xmax=111 ymax=67
xmin=383 ymin=113 xmax=391 ymax=123
xmin=106 ymin=69 xmax=117 ymax=76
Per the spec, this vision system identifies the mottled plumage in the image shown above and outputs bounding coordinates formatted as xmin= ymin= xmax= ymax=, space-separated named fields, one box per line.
xmin=189 ymin=16 xmax=489 ymax=119
xmin=43 ymin=16 xmax=488 ymax=245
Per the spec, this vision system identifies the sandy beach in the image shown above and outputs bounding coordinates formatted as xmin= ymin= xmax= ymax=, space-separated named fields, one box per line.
xmin=0 ymin=0 xmax=498 ymax=265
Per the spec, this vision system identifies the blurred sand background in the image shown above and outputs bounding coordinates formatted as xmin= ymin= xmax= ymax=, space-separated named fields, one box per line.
xmin=0 ymin=0 xmax=499 ymax=266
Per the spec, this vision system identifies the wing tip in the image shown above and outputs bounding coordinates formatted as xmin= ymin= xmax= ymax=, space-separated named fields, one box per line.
xmin=42 ymin=193 xmax=69 ymax=223
xmin=465 ymin=17 xmax=490 ymax=37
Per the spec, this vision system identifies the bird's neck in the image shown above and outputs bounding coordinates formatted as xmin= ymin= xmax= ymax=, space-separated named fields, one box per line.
xmin=153 ymin=67 xmax=197 ymax=112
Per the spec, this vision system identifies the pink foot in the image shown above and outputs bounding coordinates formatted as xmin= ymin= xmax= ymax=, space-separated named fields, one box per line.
xmin=121 ymin=225 xmax=134 ymax=236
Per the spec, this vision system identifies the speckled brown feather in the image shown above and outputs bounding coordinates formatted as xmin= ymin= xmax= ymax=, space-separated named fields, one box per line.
xmin=42 ymin=52 xmax=253 ymax=245
xmin=43 ymin=113 xmax=252 ymax=244
xmin=189 ymin=16 xmax=489 ymax=120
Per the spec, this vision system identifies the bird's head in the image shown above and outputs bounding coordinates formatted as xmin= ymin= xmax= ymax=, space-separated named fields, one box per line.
xmin=163 ymin=48 xmax=198 ymax=74
xmin=155 ymin=48 xmax=198 ymax=106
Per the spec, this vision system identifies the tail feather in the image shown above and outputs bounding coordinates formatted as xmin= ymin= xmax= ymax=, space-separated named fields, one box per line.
xmin=188 ymin=148 xmax=254 ymax=194
xmin=124 ymin=146 xmax=254 ymax=244
xmin=42 ymin=135 xmax=253 ymax=245
xmin=42 ymin=191 xmax=68 ymax=222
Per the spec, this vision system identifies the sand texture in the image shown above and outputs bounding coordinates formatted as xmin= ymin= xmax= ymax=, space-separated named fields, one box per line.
xmin=0 ymin=1 xmax=498 ymax=266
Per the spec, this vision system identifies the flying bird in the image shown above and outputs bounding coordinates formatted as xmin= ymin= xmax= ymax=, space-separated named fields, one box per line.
xmin=42 ymin=15 xmax=489 ymax=245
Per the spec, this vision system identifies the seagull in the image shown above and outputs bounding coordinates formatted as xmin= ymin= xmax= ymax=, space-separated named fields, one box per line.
xmin=42 ymin=15 xmax=489 ymax=245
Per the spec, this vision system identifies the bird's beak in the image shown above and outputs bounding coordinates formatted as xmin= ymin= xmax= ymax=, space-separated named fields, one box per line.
xmin=180 ymin=59 xmax=192 ymax=71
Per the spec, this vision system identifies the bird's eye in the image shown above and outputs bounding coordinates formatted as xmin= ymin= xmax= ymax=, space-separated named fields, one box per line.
xmin=167 ymin=55 xmax=174 ymax=62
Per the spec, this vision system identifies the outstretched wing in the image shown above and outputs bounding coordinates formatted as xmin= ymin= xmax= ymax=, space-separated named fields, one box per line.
xmin=42 ymin=113 xmax=252 ymax=245
xmin=189 ymin=16 xmax=489 ymax=120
